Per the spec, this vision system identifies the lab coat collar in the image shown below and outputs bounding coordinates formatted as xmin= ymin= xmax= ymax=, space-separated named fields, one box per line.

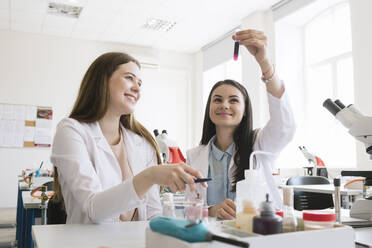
xmin=90 ymin=121 xmax=143 ymax=176
xmin=91 ymin=121 xmax=113 ymax=156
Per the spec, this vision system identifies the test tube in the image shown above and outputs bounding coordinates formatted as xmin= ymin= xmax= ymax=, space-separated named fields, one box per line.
xmin=233 ymin=40 xmax=239 ymax=61
xmin=233 ymin=29 xmax=240 ymax=61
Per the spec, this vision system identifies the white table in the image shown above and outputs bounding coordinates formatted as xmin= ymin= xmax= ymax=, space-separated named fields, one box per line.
xmin=32 ymin=220 xmax=372 ymax=248
xmin=32 ymin=221 xmax=147 ymax=248
xmin=355 ymin=227 xmax=372 ymax=247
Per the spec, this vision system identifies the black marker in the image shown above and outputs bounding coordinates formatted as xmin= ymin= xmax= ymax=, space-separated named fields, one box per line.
xmin=184 ymin=178 xmax=212 ymax=184
xmin=194 ymin=178 xmax=212 ymax=183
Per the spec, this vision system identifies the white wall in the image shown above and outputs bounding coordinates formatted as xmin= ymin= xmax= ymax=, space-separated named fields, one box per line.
xmin=0 ymin=30 xmax=194 ymax=208
xmin=190 ymin=52 xmax=204 ymax=147
xmin=350 ymin=0 xmax=372 ymax=169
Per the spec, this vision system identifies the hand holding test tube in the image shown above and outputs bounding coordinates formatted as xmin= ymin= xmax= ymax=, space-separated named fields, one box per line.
xmin=233 ymin=29 xmax=240 ymax=61
xmin=232 ymin=29 xmax=283 ymax=97
xmin=232 ymin=29 xmax=268 ymax=65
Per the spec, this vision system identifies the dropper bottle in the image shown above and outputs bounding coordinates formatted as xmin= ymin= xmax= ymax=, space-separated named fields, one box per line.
xmin=253 ymin=194 xmax=283 ymax=235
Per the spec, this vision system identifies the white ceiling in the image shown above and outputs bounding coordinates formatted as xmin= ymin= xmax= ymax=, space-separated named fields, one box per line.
xmin=0 ymin=0 xmax=279 ymax=53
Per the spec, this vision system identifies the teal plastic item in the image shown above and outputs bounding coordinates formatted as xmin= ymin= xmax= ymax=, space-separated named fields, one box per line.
xmin=149 ymin=217 xmax=208 ymax=243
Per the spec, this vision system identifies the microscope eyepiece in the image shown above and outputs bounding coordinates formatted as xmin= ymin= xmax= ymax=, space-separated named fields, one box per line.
xmin=323 ymin=99 xmax=341 ymax=116
xmin=366 ymin=146 xmax=372 ymax=155
xmin=153 ymin=129 xmax=159 ymax=136
xmin=334 ymin=99 xmax=346 ymax=109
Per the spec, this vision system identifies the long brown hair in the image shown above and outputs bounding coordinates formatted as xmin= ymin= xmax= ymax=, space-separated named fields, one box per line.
xmin=201 ymin=79 xmax=258 ymax=191
xmin=53 ymin=52 xmax=162 ymax=206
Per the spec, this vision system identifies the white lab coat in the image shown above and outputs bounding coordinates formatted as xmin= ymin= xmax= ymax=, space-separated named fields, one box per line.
xmin=50 ymin=118 xmax=162 ymax=224
xmin=186 ymin=91 xmax=296 ymax=208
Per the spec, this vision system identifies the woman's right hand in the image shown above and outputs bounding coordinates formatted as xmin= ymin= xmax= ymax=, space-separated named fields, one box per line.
xmin=150 ymin=163 xmax=206 ymax=193
xmin=209 ymin=199 xmax=236 ymax=220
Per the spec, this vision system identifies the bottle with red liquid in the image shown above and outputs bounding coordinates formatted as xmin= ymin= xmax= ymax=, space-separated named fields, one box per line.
xmin=253 ymin=194 xmax=283 ymax=235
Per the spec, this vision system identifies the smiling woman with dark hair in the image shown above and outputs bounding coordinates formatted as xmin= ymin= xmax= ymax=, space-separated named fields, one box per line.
xmin=187 ymin=29 xmax=296 ymax=220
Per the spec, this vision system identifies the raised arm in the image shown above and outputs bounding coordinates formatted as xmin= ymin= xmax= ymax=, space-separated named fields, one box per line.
xmin=233 ymin=29 xmax=295 ymax=153
xmin=233 ymin=29 xmax=284 ymax=98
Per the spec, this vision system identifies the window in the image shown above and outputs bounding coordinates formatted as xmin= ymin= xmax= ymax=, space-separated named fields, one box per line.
xmin=275 ymin=1 xmax=356 ymax=168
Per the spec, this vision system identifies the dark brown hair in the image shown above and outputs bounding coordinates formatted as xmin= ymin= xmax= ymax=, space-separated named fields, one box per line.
xmin=201 ymin=79 xmax=258 ymax=191
xmin=53 ymin=52 xmax=162 ymax=206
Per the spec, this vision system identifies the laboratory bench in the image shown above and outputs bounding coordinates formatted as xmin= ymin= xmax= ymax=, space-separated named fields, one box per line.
xmin=16 ymin=177 xmax=53 ymax=248
xmin=31 ymin=219 xmax=372 ymax=248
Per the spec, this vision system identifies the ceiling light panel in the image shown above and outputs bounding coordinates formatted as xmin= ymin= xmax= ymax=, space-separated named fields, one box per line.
xmin=47 ymin=2 xmax=83 ymax=18
xmin=142 ymin=18 xmax=176 ymax=32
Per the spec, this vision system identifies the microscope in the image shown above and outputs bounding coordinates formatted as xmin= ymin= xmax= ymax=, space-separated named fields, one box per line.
xmin=153 ymin=129 xmax=185 ymax=164
xmin=323 ymin=99 xmax=372 ymax=220
xmin=299 ymin=146 xmax=328 ymax=178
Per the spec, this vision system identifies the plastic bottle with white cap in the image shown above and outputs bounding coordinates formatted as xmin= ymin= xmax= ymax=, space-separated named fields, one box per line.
xmin=236 ymin=169 xmax=268 ymax=214
xmin=236 ymin=150 xmax=273 ymax=214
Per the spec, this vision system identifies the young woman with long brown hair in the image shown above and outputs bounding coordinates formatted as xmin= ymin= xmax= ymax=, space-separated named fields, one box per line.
xmin=187 ymin=29 xmax=296 ymax=220
xmin=51 ymin=52 xmax=204 ymax=224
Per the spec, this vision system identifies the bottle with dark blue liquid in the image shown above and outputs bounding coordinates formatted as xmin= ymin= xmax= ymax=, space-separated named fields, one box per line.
xmin=253 ymin=194 xmax=283 ymax=235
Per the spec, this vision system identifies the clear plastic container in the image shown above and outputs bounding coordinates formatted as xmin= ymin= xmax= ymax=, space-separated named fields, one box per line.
xmin=173 ymin=184 xmax=204 ymax=220
xmin=162 ymin=193 xmax=176 ymax=218
xmin=303 ymin=210 xmax=336 ymax=231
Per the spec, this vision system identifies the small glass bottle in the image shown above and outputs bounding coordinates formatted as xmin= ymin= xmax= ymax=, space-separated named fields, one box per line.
xmin=282 ymin=186 xmax=298 ymax=232
xmin=162 ymin=193 xmax=176 ymax=218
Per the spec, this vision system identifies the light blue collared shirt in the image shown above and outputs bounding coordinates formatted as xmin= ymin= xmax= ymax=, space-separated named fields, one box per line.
xmin=207 ymin=136 xmax=236 ymax=206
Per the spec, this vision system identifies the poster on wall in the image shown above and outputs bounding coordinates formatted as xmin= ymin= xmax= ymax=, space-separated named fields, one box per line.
xmin=0 ymin=103 xmax=52 ymax=148
xmin=34 ymin=106 xmax=53 ymax=147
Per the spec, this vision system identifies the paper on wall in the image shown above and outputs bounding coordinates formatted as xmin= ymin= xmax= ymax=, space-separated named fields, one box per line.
xmin=0 ymin=120 xmax=25 ymax=147
xmin=36 ymin=118 xmax=52 ymax=129
xmin=0 ymin=104 xmax=53 ymax=147
xmin=26 ymin=106 xmax=37 ymax=121
xmin=14 ymin=105 xmax=26 ymax=120
xmin=1 ymin=104 xmax=15 ymax=120
xmin=24 ymin=126 xmax=35 ymax=142
xmin=34 ymin=127 xmax=52 ymax=145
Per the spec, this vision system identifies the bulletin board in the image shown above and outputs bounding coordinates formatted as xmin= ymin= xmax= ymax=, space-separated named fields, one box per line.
xmin=0 ymin=103 xmax=53 ymax=148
